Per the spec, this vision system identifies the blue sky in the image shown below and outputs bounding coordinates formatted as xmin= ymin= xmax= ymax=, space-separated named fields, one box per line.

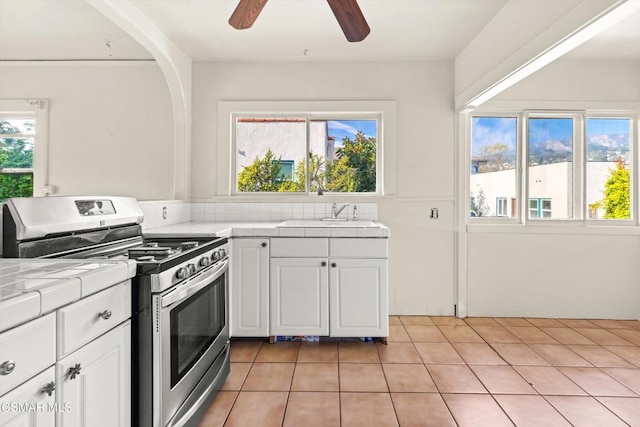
xmin=471 ymin=117 xmax=517 ymax=154
xmin=327 ymin=120 xmax=377 ymax=146
xmin=586 ymin=118 xmax=630 ymax=139
xmin=528 ymin=118 xmax=573 ymax=145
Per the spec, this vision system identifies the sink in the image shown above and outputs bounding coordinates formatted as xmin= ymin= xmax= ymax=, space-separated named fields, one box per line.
xmin=277 ymin=220 xmax=379 ymax=228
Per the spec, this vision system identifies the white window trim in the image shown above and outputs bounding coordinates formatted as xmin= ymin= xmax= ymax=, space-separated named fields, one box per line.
xmin=217 ymin=100 xmax=397 ymax=198
xmin=0 ymin=99 xmax=49 ymax=197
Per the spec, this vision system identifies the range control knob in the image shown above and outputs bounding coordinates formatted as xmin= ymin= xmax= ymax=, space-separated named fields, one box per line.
xmin=187 ymin=264 xmax=197 ymax=276
xmin=199 ymin=257 xmax=210 ymax=268
xmin=212 ymin=251 xmax=221 ymax=261
xmin=219 ymin=248 xmax=227 ymax=258
xmin=175 ymin=267 xmax=187 ymax=280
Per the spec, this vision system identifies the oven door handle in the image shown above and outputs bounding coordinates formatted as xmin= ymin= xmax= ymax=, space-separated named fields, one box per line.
xmin=161 ymin=258 xmax=228 ymax=308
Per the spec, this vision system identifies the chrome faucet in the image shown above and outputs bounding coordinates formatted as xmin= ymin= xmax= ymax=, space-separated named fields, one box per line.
xmin=331 ymin=202 xmax=349 ymax=219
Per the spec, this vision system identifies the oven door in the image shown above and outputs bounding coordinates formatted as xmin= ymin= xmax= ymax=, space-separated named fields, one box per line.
xmin=153 ymin=258 xmax=229 ymax=427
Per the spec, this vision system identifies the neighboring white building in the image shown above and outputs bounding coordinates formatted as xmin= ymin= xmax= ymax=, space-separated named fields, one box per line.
xmin=471 ymin=161 xmax=619 ymax=218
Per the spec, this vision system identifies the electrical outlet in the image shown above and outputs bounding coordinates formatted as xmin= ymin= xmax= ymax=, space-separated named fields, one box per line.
xmin=430 ymin=208 xmax=439 ymax=220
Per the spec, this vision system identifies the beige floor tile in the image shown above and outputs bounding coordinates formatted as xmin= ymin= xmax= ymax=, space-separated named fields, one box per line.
xmin=514 ymin=366 xmax=587 ymax=395
xmin=297 ymin=342 xmax=338 ymax=363
xmin=494 ymin=317 xmax=533 ymax=327
xmin=539 ymin=327 xmax=597 ymax=345
xmin=506 ymin=327 xmax=559 ymax=344
xmin=230 ymin=340 xmax=262 ymax=362
xmin=291 ymin=363 xmax=339 ymax=391
xmin=529 ymin=344 xmax=592 ymax=367
xmin=470 ymin=365 xmax=536 ymax=394
xmin=254 ymin=341 xmax=300 ymax=362
xmin=220 ymin=362 xmax=252 ymax=391
xmin=339 ymin=363 xmax=388 ymax=392
xmin=283 ymin=392 xmax=340 ymax=427
xmin=387 ymin=325 xmax=411 ymax=342
xmin=596 ymin=396 xmax=640 ymax=426
xmin=525 ymin=318 xmax=565 ymax=328
xmin=340 ymin=392 xmax=399 ymax=427
xmin=382 ymin=364 xmax=437 ymax=392
xmin=568 ymin=345 xmax=636 ymax=368
xmin=491 ymin=343 xmax=550 ymax=366
xmin=338 ymin=341 xmax=380 ymax=363
xmin=431 ymin=316 xmax=467 ymax=326
xmin=558 ymin=367 xmax=637 ymax=396
xmin=197 ymin=391 xmax=237 ymax=427
xmin=452 ymin=342 xmax=507 ymax=365
xmin=464 ymin=317 xmax=501 ymax=327
xmin=602 ymin=368 xmax=640 ymax=394
xmin=573 ymin=328 xmax=634 ymax=346
xmin=558 ymin=319 xmax=599 ymax=328
xmin=438 ymin=325 xmax=484 ymax=343
xmin=391 ymin=393 xmax=455 ymax=426
xmin=546 ymin=396 xmax=628 ymax=427
xmin=414 ymin=342 xmax=465 ymax=364
xmin=442 ymin=394 xmax=513 ymax=427
xmin=494 ymin=395 xmax=571 ymax=427
xmin=376 ymin=342 xmax=422 ymax=363
xmin=589 ymin=319 xmax=632 ymax=329
xmin=242 ymin=363 xmax=295 ymax=391
xmin=427 ymin=365 xmax=487 ymax=393
xmin=389 ymin=315 xmax=402 ymax=325
xmin=405 ymin=325 xmax=448 ymax=342
xmin=608 ymin=328 xmax=640 ymax=346
xmin=224 ymin=391 xmax=288 ymax=427
xmin=472 ymin=326 xmax=522 ymax=343
xmin=399 ymin=315 xmax=434 ymax=326
xmin=606 ymin=345 xmax=640 ymax=367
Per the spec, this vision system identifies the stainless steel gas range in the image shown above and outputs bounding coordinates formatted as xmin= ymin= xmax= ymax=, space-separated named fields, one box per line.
xmin=2 ymin=196 xmax=230 ymax=427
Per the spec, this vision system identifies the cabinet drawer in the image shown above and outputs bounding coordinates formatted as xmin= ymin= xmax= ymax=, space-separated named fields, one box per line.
xmin=57 ymin=280 xmax=131 ymax=359
xmin=330 ymin=238 xmax=388 ymax=258
xmin=0 ymin=313 xmax=56 ymax=396
xmin=0 ymin=366 xmax=56 ymax=426
xmin=270 ymin=238 xmax=329 ymax=258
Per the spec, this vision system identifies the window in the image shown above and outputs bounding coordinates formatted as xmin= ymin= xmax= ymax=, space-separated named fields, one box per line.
xmin=233 ymin=115 xmax=378 ymax=194
xmin=470 ymin=116 xmax=518 ymax=217
xmin=529 ymin=198 xmax=552 ymax=218
xmin=1 ymin=100 xmax=47 ymax=202
xmin=585 ymin=118 xmax=631 ymax=220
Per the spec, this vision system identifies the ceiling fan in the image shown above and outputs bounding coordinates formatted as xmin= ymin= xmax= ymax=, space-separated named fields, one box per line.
xmin=228 ymin=0 xmax=370 ymax=42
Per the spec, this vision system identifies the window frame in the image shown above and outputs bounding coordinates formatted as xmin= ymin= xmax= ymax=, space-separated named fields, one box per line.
xmin=218 ymin=100 xmax=396 ymax=198
xmin=0 ymin=99 xmax=49 ymax=199
xmin=496 ymin=197 xmax=508 ymax=217
xmin=468 ymin=109 xmax=638 ymax=226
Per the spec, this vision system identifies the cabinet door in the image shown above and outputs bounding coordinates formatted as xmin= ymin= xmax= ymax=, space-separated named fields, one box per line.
xmin=230 ymin=238 xmax=270 ymax=337
xmin=270 ymin=258 xmax=329 ymax=336
xmin=56 ymin=321 xmax=131 ymax=427
xmin=329 ymin=259 xmax=388 ymax=337
xmin=0 ymin=366 xmax=55 ymax=427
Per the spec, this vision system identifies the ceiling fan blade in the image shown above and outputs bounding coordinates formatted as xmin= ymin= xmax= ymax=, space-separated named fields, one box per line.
xmin=327 ymin=0 xmax=370 ymax=42
xmin=229 ymin=0 xmax=269 ymax=30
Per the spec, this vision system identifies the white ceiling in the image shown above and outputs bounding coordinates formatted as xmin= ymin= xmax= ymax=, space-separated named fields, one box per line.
xmin=0 ymin=0 xmax=638 ymax=62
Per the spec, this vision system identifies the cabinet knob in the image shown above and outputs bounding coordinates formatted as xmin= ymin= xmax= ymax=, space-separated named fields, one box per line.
xmin=321 ymin=261 xmax=327 ymax=267
xmin=41 ymin=381 xmax=56 ymax=397
xmin=68 ymin=363 xmax=82 ymax=380
xmin=0 ymin=360 xmax=16 ymax=375
xmin=331 ymin=263 xmax=337 ymax=268
xmin=98 ymin=309 xmax=112 ymax=320
xmin=261 ymin=242 xmax=267 ymax=248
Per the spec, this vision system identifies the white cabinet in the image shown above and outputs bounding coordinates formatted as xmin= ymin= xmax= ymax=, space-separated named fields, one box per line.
xmin=230 ymin=238 xmax=270 ymax=337
xmin=270 ymin=258 xmax=329 ymax=336
xmin=0 ymin=366 xmax=56 ymax=427
xmin=329 ymin=258 xmax=388 ymax=337
xmin=56 ymin=321 xmax=131 ymax=427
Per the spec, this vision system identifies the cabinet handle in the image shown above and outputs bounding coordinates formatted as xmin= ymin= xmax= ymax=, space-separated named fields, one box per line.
xmin=321 ymin=261 xmax=327 ymax=267
xmin=98 ymin=309 xmax=112 ymax=320
xmin=261 ymin=242 xmax=267 ymax=248
xmin=41 ymin=381 xmax=55 ymax=397
xmin=0 ymin=360 xmax=16 ymax=375
xmin=331 ymin=263 xmax=337 ymax=268
xmin=68 ymin=363 xmax=82 ymax=380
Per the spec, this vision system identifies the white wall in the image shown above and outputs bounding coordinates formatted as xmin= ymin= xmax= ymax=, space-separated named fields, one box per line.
xmin=0 ymin=61 xmax=174 ymax=200
xmin=467 ymin=60 xmax=640 ymax=319
xmin=191 ymin=61 xmax=456 ymax=315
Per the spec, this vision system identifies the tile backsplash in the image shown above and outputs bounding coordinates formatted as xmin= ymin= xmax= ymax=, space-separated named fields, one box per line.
xmin=140 ymin=201 xmax=378 ymax=230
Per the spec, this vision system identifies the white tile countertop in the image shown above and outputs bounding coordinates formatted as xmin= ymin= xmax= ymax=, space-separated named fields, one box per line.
xmin=0 ymin=259 xmax=136 ymax=332
xmin=143 ymin=221 xmax=390 ymax=239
